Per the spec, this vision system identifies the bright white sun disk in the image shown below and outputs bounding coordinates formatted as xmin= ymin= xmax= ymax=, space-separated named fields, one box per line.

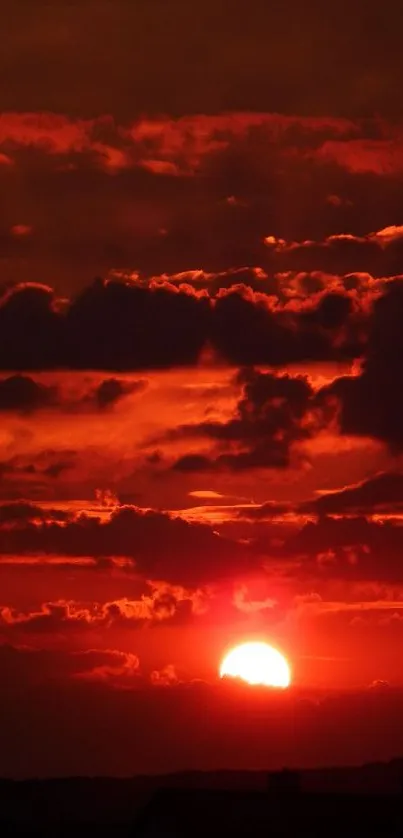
xmin=220 ymin=641 xmax=291 ymax=688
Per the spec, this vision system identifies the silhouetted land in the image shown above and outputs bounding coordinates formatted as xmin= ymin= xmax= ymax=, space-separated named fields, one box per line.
xmin=1 ymin=759 xmax=403 ymax=835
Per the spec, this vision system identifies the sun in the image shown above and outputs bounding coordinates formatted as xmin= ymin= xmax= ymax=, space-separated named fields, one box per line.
xmin=220 ymin=641 xmax=291 ymax=688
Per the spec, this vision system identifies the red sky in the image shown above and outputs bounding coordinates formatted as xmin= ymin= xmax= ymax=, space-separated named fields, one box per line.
xmin=2 ymin=0 xmax=403 ymax=778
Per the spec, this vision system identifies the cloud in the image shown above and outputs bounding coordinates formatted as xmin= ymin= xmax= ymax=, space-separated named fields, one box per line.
xmin=0 ymin=113 xmax=130 ymax=172
xmin=3 ymin=8 xmax=403 ymax=779
xmin=188 ymin=490 xmax=230 ymax=500
xmin=150 ymin=664 xmax=180 ymax=686
xmin=173 ymin=454 xmax=214 ymax=473
xmin=0 ymin=501 xmax=70 ymax=523
xmin=1 ymin=109 xmax=403 ymax=290
xmin=285 ymin=516 xmax=403 ymax=583
xmin=291 ymin=592 xmax=403 ymax=621
xmin=263 ymin=227 xmax=403 ymax=277
xmin=0 ymin=505 xmax=250 ymax=585
xmin=172 ymin=368 xmax=316 ymax=471
xmin=0 ymin=375 xmax=55 ymax=411
xmin=0 ymin=112 xmax=360 ymax=176
xmin=318 ymin=138 xmax=403 ymax=175
xmin=0 ymin=643 xmax=140 ymax=689
xmin=0 ymin=450 xmax=77 ymax=491
xmin=233 ymin=585 xmax=277 ymax=615
xmin=323 ymin=281 xmax=403 ymax=449
xmin=369 ymin=679 xmax=391 ymax=689
xmin=0 ymin=373 xmax=147 ymax=415
xmin=210 ymin=285 xmax=365 ymax=366
xmin=0 ymin=600 xmax=99 ymax=634
xmin=235 ymin=501 xmax=301 ymax=520
xmin=0 ymin=583 xmax=207 ymax=643
xmin=3 ymin=264 xmax=397 ymax=371
xmin=0 ymin=280 xmax=210 ymax=370
xmin=93 ymin=377 xmax=147 ymax=409
xmin=74 ymin=650 xmax=140 ymax=686
xmin=307 ymin=472 xmax=403 ymax=516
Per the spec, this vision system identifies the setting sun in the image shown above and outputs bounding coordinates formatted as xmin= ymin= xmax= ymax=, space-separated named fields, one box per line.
xmin=220 ymin=642 xmax=291 ymax=688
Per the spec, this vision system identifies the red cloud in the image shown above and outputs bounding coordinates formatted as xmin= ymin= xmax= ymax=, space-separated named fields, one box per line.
xmin=150 ymin=664 xmax=180 ymax=686
xmin=74 ymin=650 xmax=140 ymax=686
xmin=317 ymin=138 xmax=403 ymax=175
xmin=0 ymin=582 xmax=208 ymax=637
xmin=0 ymin=113 xmax=129 ymax=173
xmin=1 ymin=112 xmax=400 ymax=184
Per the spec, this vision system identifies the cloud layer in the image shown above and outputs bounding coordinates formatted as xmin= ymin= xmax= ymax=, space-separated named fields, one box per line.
xmin=3 ymin=0 xmax=403 ymax=777
xmin=2 ymin=110 xmax=403 ymax=290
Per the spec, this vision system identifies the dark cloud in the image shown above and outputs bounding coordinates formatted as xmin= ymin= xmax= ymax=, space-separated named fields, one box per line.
xmin=43 ymin=459 xmax=73 ymax=479
xmin=0 ymin=450 xmax=78 ymax=496
xmin=0 ymin=505 xmax=250 ymax=585
xmin=132 ymin=274 xmax=403 ymax=462
xmin=324 ymin=281 xmax=403 ymax=449
xmin=217 ymin=497 xmax=403 ymax=584
xmin=172 ymin=454 xmax=213 ymax=473
xmin=0 ymin=279 xmax=372 ymax=370
xmin=0 ymin=644 xmax=139 ymax=689
xmin=0 ymin=372 xmax=146 ymax=414
xmin=285 ymin=516 xmax=403 ymax=583
xmin=306 ymin=472 xmax=403 ymax=516
xmin=93 ymin=377 xmax=146 ymax=409
xmin=211 ymin=287 xmax=364 ymax=366
xmin=234 ymin=501 xmax=297 ymax=520
xmin=0 ymin=281 xmax=211 ymax=370
xmin=149 ymin=276 xmax=403 ymax=466
xmin=0 ymin=501 xmax=69 ymax=523
xmin=0 ymin=374 xmax=55 ymax=411
xmin=172 ymin=368 xmax=316 ymax=471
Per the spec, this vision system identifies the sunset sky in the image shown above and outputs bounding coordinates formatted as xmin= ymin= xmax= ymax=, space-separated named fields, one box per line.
xmin=2 ymin=0 xmax=403 ymax=778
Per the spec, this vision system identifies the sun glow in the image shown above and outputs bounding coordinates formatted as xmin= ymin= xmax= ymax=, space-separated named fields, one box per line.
xmin=220 ymin=641 xmax=291 ymax=688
